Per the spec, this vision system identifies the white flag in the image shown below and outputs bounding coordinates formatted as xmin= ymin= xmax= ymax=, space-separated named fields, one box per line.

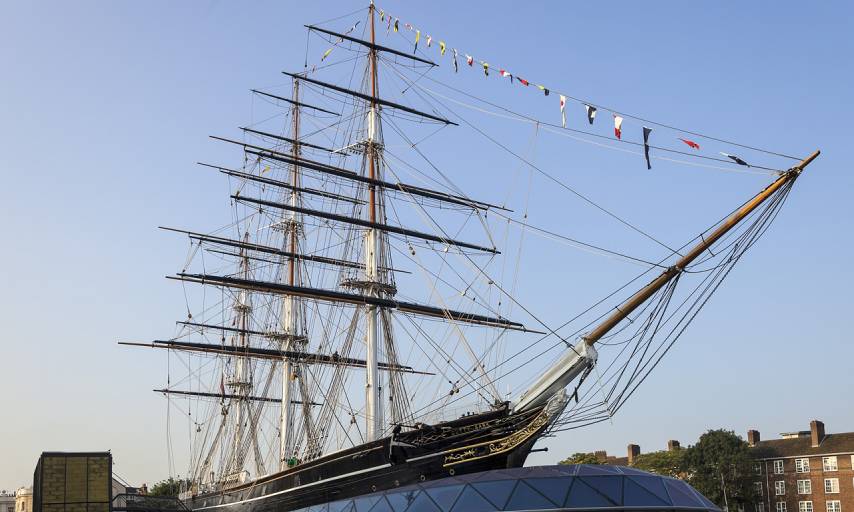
xmin=559 ymin=95 xmax=567 ymax=128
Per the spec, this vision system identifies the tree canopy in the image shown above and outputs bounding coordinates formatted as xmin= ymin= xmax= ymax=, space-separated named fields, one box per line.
xmin=682 ymin=429 xmax=757 ymax=508
xmin=559 ymin=452 xmax=602 ymax=465
xmin=148 ymin=477 xmax=190 ymax=497
xmin=630 ymin=448 xmax=686 ymax=478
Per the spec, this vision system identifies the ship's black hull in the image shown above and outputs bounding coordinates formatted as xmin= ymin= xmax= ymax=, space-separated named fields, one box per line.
xmin=185 ymin=405 xmax=552 ymax=512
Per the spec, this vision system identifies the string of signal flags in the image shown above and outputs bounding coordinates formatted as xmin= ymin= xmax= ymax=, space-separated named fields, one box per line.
xmin=310 ymin=8 xmax=797 ymax=172
xmin=312 ymin=9 xmax=800 ymax=172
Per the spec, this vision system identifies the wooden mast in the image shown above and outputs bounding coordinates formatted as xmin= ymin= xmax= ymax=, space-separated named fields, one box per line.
xmin=364 ymin=0 xmax=383 ymax=442
xmin=583 ymin=150 xmax=820 ymax=346
xmin=280 ymin=77 xmax=302 ymax=469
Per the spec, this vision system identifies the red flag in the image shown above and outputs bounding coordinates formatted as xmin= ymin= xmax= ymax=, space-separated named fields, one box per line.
xmin=679 ymin=138 xmax=700 ymax=150
xmin=613 ymin=115 xmax=623 ymax=140
xmin=518 ymin=77 xmax=529 ymax=86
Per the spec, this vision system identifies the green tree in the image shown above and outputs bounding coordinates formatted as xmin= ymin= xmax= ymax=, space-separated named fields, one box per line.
xmin=559 ymin=452 xmax=602 ymax=465
xmin=683 ymin=429 xmax=757 ymax=509
xmin=149 ymin=477 xmax=190 ymax=497
xmin=631 ymin=449 xmax=686 ymax=478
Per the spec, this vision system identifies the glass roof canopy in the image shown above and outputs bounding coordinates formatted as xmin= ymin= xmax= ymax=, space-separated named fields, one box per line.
xmin=293 ymin=464 xmax=722 ymax=512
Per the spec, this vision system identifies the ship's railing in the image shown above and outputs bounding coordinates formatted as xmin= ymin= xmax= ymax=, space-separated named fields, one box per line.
xmin=112 ymin=494 xmax=189 ymax=512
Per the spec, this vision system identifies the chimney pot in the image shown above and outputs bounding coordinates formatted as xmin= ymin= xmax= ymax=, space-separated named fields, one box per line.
xmin=627 ymin=444 xmax=641 ymax=464
xmin=667 ymin=440 xmax=681 ymax=451
xmin=748 ymin=429 xmax=760 ymax=446
xmin=810 ymin=420 xmax=825 ymax=447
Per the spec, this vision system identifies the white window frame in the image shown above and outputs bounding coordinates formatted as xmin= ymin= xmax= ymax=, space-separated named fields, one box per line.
xmin=755 ymin=482 xmax=764 ymax=497
xmin=797 ymin=479 xmax=812 ymax=494
xmin=754 ymin=462 xmax=763 ymax=474
xmin=822 ymin=456 xmax=838 ymax=471
xmin=776 ymin=481 xmax=786 ymax=495
xmin=796 ymin=458 xmax=810 ymax=473
xmin=799 ymin=501 xmax=813 ymax=512
xmin=826 ymin=501 xmax=841 ymax=512
xmin=824 ymin=478 xmax=839 ymax=494
xmin=777 ymin=503 xmax=788 ymax=512
xmin=774 ymin=460 xmax=785 ymax=474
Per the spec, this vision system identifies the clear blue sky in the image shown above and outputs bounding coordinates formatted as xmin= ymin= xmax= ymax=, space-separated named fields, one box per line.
xmin=1 ymin=0 xmax=852 ymax=490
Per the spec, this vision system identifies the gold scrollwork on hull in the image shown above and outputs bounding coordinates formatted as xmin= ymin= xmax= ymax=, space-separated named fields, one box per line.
xmin=442 ymin=411 xmax=549 ymax=467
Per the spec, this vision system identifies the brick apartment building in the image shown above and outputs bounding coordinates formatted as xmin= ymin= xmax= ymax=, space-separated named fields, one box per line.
xmin=750 ymin=420 xmax=854 ymax=512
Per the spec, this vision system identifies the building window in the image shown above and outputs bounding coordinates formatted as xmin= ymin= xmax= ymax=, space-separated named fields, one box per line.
xmin=755 ymin=462 xmax=764 ymax=474
xmin=776 ymin=481 xmax=786 ymax=495
xmin=824 ymin=478 xmax=839 ymax=493
xmin=778 ymin=503 xmax=788 ymax=512
xmin=796 ymin=458 xmax=810 ymax=473
xmin=799 ymin=501 xmax=813 ymax=512
xmin=822 ymin=457 xmax=838 ymax=471
xmin=826 ymin=501 xmax=841 ymax=512
xmin=755 ymin=482 xmax=764 ymax=496
xmin=775 ymin=460 xmax=785 ymax=474
xmin=797 ymin=480 xmax=812 ymax=494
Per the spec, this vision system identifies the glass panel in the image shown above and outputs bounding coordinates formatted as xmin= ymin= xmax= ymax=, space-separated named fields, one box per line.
xmin=402 ymin=492 xmax=440 ymax=512
xmin=366 ymin=497 xmax=393 ymax=512
xmin=424 ymin=485 xmax=465 ymax=511
xmin=628 ymin=476 xmax=671 ymax=504
xmin=576 ymin=465 xmax=621 ymax=476
xmin=565 ymin=478 xmax=617 ymax=508
xmin=449 ymin=487 xmax=496 ymax=512
xmin=328 ymin=500 xmax=354 ymax=512
xmin=385 ymin=491 xmax=419 ymax=512
xmin=664 ymin=479 xmax=704 ymax=508
xmin=577 ymin=476 xmax=622 ymax=505
xmin=505 ymin=480 xmax=555 ymax=510
xmin=622 ymin=477 xmax=669 ymax=506
xmin=523 ymin=477 xmax=570 ymax=507
xmin=471 ymin=480 xmax=517 ymax=510
xmin=353 ymin=495 xmax=382 ymax=512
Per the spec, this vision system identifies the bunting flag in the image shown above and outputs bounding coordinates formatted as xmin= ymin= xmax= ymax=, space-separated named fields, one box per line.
xmin=394 ymin=19 xmax=399 ymax=32
xmin=499 ymin=69 xmax=513 ymax=83
xmin=439 ymin=41 xmax=446 ymax=55
xmin=560 ymin=95 xmax=567 ymax=128
xmin=613 ymin=114 xmax=623 ymax=139
xmin=720 ymin=152 xmax=750 ymax=166
xmin=482 ymin=61 xmax=489 ymax=76
xmin=379 ymin=9 xmax=384 ymax=22
xmin=643 ymin=126 xmax=652 ymax=169
xmin=679 ymin=138 xmax=700 ymax=150
xmin=261 ymin=166 xmax=270 ymax=175
xmin=387 ymin=15 xmax=392 ymax=31
xmin=452 ymin=48 xmax=459 ymax=72
xmin=414 ymin=30 xmax=420 ymax=53
xmin=405 ymin=22 xmax=413 ymax=31
xmin=427 ymin=35 xmax=433 ymax=47
xmin=466 ymin=54 xmax=474 ymax=66
xmin=585 ymin=104 xmax=597 ymax=125
xmin=537 ymin=84 xmax=549 ymax=96
xmin=518 ymin=77 xmax=529 ymax=86
xmin=321 ymin=47 xmax=334 ymax=61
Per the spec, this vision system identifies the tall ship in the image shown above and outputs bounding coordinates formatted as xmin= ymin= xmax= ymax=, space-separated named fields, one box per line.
xmin=123 ymin=3 xmax=818 ymax=512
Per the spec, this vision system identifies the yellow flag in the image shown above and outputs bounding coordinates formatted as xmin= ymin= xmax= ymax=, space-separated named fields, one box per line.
xmin=439 ymin=41 xmax=446 ymax=55
xmin=379 ymin=9 xmax=384 ymax=21
xmin=261 ymin=166 xmax=270 ymax=174
xmin=394 ymin=19 xmax=399 ymax=32
xmin=321 ymin=47 xmax=333 ymax=61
